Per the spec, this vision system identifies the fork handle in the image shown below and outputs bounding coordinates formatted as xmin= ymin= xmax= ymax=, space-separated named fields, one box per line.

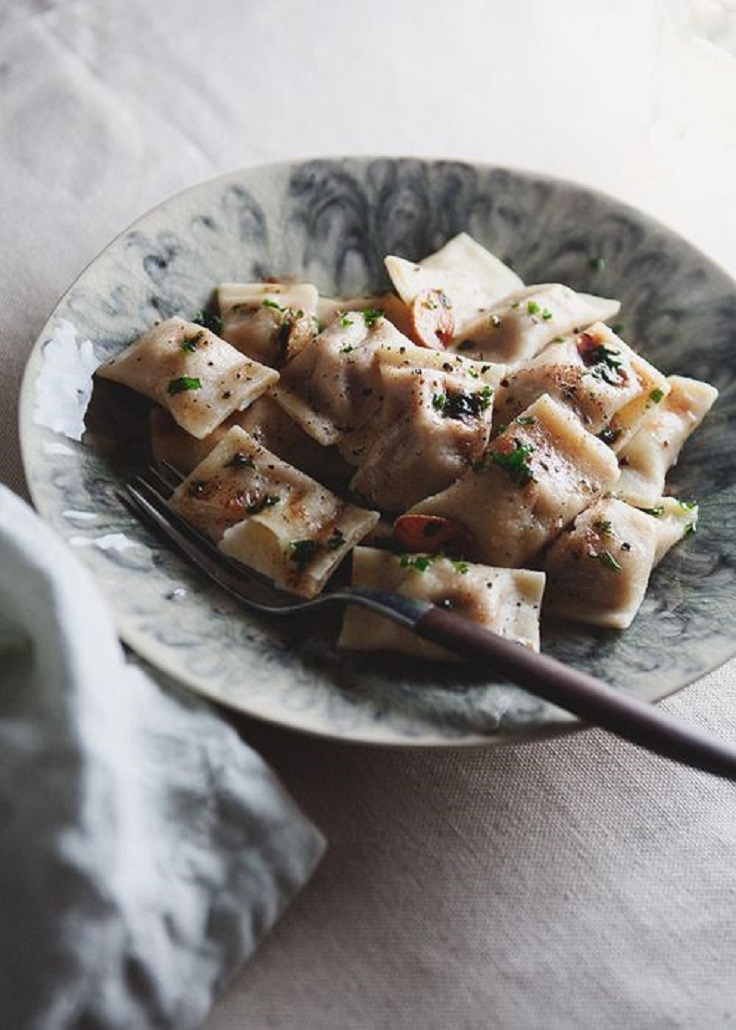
xmin=416 ymin=605 xmax=736 ymax=781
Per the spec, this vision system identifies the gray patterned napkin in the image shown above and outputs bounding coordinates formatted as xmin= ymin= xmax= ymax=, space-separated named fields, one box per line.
xmin=0 ymin=485 xmax=325 ymax=1029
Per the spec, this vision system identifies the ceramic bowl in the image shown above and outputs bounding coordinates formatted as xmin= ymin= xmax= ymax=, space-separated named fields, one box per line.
xmin=19 ymin=157 xmax=736 ymax=744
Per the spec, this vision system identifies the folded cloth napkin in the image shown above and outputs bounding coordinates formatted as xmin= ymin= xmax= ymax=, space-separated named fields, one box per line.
xmin=0 ymin=485 xmax=325 ymax=1029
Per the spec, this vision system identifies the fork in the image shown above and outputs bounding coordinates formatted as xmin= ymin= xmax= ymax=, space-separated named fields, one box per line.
xmin=121 ymin=468 xmax=736 ymax=782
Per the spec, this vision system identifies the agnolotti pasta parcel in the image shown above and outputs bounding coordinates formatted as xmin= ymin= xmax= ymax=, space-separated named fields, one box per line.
xmin=97 ymin=316 xmax=278 ymax=438
xmin=96 ymin=232 xmax=717 ymax=658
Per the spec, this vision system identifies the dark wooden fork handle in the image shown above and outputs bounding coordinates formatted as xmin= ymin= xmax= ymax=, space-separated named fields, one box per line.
xmin=418 ymin=606 xmax=736 ymax=781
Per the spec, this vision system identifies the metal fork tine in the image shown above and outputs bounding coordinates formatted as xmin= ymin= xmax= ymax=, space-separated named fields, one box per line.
xmin=157 ymin=459 xmax=185 ymax=491
xmin=120 ymin=472 xmax=312 ymax=612
xmin=122 ymin=477 xmax=259 ymax=607
xmin=141 ymin=462 xmax=181 ymax=496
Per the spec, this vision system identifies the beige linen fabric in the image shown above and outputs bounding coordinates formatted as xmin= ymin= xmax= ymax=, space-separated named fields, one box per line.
xmin=2 ymin=1 xmax=736 ymax=1027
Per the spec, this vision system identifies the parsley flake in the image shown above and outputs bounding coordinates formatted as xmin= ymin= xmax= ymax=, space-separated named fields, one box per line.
xmin=225 ymin=451 xmax=255 ymax=470
xmin=596 ymin=550 xmax=623 ymax=572
xmin=433 ymin=386 xmax=493 ymax=420
xmin=167 ymin=376 xmax=202 ymax=395
xmin=362 ymin=308 xmax=384 ymax=329
xmin=193 ymin=310 xmax=223 ymax=334
xmin=638 ymin=504 xmax=665 ymax=517
xmin=580 ymin=341 xmax=625 ymax=385
xmin=246 ymin=494 xmax=280 ymax=515
xmin=597 ymin=426 xmax=621 ymax=445
xmin=181 ymin=331 xmax=204 ymax=352
xmin=399 ymin=553 xmax=434 ymax=572
xmin=489 ymin=438 xmax=535 ymax=485
xmin=289 ymin=539 xmax=319 ymax=569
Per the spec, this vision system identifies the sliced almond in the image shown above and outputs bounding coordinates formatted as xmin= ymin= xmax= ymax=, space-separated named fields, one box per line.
xmin=393 ymin=513 xmax=474 ymax=557
xmin=408 ymin=288 xmax=455 ymax=350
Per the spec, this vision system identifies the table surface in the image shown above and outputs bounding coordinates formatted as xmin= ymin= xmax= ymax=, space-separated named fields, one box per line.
xmin=3 ymin=1 xmax=736 ymax=1027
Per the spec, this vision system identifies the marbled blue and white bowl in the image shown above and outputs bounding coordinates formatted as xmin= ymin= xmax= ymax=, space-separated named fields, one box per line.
xmin=19 ymin=158 xmax=736 ymax=745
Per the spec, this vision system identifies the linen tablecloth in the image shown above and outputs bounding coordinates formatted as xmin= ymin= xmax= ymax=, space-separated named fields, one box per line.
xmin=3 ymin=1 xmax=736 ymax=1026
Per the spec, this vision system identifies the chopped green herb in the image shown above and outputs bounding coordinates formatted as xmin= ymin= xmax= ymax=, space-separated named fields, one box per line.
xmin=340 ymin=315 xmax=354 ymax=327
xmin=362 ymin=308 xmax=384 ymax=329
xmin=246 ymin=494 xmax=280 ymax=515
xmin=262 ymin=298 xmax=284 ymax=311
xmin=340 ymin=344 xmax=355 ymax=354
xmin=399 ymin=553 xmax=434 ymax=572
xmin=649 ymin=387 xmax=665 ymax=404
xmin=596 ymin=550 xmax=623 ymax=572
xmin=678 ymin=499 xmax=698 ymax=511
xmin=489 ymin=438 xmax=535 ymax=486
xmin=277 ymin=319 xmax=292 ymax=350
xmin=433 ymin=386 xmax=493 ymax=420
xmin=399 ymin=553 xmax=469 ymax=574
xmin=541 ymin=308 xmax=553 ymax=321
xmin=515 ymin=415 xmax=537 ymax=426
xmin=225 ymin=451 xmax=255 ymax=470
xmin=638 ymin=504 xmax=665 ymax=517
xmin=289 ymin=539 xmax=320 ymax=569
xmin=288 ymin=530 xmax=345 ymax=569
xmin=527 ymin=300 xmax=541 ymax=316
xmin=181 ymin=331 xmax=204 ymax=352
xmin=580 ymin=342 xmax=624 ymax=385
xmin=593 ymin=518 xmax=612 ymax=536
xmin=167 ymin=376 xmax=202 ymax=395
xmin=193 ymin=310 xmax=223 ymax=334
xmin=597 ymin=426 xmax=621 ymax=445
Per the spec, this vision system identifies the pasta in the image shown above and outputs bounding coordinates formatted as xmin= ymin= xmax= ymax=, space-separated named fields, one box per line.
xmin=97 ymin=232 xmax=717 ymax=659
xmin=408 ymin=393 xmax=621 ymax=567
xmin=168 ymin=425 xmax=379 ymax=598
xmin=97 ymin=316 xmax=278 ymax=439
xmin=338 ymin=547 xmax=545 ymax=660
xmin=456 ymin=284 xmax=621 ymax=364
xmin=540 ymin=496 xmax=694 ymax=629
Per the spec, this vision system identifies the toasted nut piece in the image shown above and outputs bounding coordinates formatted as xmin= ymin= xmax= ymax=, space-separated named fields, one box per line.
xmin=393 ymin=513 xmax=474 ymax=557
xmin=283 ymin=309 xmax=318 ymax=362
xmin=408 ymin=288 xmax=455 ymax=350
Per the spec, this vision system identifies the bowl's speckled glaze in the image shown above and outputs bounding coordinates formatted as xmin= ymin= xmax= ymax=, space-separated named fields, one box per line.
xmin=19 ymin=158 xmax=736 ymax=744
